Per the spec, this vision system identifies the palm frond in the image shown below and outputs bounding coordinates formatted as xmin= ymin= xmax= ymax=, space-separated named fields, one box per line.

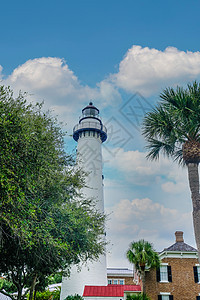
xmin=173 ymin=149 xmax=184 ymax=165
xmin=143 ymin=81 xmax=200 ymax=163
xmin=126 ymin=240 xmax=160 ymax=273
xmin=145 ymin=138 xmax=177 ymax=161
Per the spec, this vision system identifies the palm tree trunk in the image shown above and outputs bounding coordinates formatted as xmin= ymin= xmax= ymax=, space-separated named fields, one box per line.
xmin=140 ymin=270 xmax=146 ymax=295
xmin=187 ymin=163 xmax=200 ymax=262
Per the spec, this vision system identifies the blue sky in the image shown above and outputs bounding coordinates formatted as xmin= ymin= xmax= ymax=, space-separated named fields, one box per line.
xmin=1 ymin=0 xmax=200 ymax=267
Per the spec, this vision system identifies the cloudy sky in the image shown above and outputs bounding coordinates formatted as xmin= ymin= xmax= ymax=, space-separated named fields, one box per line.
xmin=1 ymin=0 xmax=200 ymax=267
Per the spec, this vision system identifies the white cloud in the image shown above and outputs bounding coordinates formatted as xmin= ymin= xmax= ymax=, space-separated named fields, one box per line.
xmin=104 ymin=148 xmax=188 ymax=193
xmin=103 ymin=147 xmax=194 ymax=267
xmin=97 ymin=80 xmax=122 ymax=107
xmin=113 ymin=198 xmax=178 ymax=223
xmin=106 ymin=197 xmax=194 ymax=267
xmin=5 ymin=57 xmax=98 ymax=103
xmin=162 ymin=180 xmax=186 ymax=194
xmin=0 ymin=56 xmax=119 ymax=145
xmin=3 ymin=57 xmax=122 ymax=108
xmin=2 ymin=57 xmax=121 ymax=132
xmin=111 ymin=45 xmax=200 ymax=96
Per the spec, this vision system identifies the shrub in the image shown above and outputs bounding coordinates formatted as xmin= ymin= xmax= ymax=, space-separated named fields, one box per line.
xmin=126 ymin=294 xmax=151 ymax=300
xmin=64 ymin=294 xmax=84 ymax=300
xmin=28 ymin=287 xmax=60 ymax=300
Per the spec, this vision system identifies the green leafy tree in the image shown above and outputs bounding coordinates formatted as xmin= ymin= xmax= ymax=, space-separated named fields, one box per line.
xmin=28 ymin=287 xmax=60 ymax=300
xmin=126 ymin=240 xmax=160 ymax=295
xmin=48 ymin=273 xmax=62 ymax=285
xmin=0 ymin=278 xmax=17 ymax=293
xmin=142 ymin=81 xmax=200 ymax=261
xmin=0 ymin=86 xmax=106 ymax=300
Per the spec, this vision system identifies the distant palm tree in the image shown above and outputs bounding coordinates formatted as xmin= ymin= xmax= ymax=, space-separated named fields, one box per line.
xmin=142 ymin=81 xmax=200 ymax=261
xmin=126 ymin=240 xmax=160 ymax=295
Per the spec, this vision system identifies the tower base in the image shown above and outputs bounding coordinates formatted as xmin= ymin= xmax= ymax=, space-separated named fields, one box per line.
xmin=60 ymin=255 xmax=107 ymax=299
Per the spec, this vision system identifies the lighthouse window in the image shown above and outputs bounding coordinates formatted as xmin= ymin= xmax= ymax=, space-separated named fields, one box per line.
xmin=83 ymin=108 xmax=97 ymax=117
xmin=88 ymin=131 xmax=90 ymax=136
xmin=90 ymin=108 xmax=96 ymax=116
xmin=93 ymin=132 xmax=95 ymax=137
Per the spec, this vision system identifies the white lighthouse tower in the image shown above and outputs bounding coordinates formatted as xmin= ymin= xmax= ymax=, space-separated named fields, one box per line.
xmin=60 ymin=102 xmax=107 ymax=299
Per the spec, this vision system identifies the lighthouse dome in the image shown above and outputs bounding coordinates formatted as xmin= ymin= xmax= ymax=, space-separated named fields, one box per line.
xmin=73 ymin=102 xmax=107 ymax=143
xmin=82 ymin=102 xmax=99 ymax=118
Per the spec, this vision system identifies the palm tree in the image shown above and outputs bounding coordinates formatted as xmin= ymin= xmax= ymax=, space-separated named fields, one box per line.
xmin=126 ymin=240 xmax=160 ymax=295
xmin=142 ymin=81 xmax=200 ymax=261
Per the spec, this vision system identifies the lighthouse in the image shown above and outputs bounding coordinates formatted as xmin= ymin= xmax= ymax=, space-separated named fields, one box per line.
xmin=60 ymin=102 xmax=107 ymax=299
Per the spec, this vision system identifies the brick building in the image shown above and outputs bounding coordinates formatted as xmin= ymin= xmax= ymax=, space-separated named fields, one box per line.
xmin=145 ymin=231 xmax=200 ymax=300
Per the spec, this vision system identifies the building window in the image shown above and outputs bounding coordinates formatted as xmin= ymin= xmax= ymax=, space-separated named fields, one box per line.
xmin=160 ymin=265 xmax=168 ymax=281
xmin=158 ymin=295 xmax=173 ymax=300
xmin=194 ymin=266 xmax=200 ymax=283
xmin=157 ymin=265 xmax=172 ymax=282
xmin=107 ymin=279 xmax=125 ymax=285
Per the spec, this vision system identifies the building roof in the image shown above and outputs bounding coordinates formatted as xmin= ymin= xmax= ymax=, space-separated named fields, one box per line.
xmin=83 ymin=285 xmax=141 ymax=297
xmin=160 ymin=231 xmax=197 ymax=254
xmin=107 ymin=268 xmax=133 ymax=276
xmin=163 ymin=241 xmax=197 ymax=252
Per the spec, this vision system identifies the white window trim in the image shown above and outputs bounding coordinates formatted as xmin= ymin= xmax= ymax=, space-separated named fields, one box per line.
xmin=160 ymin=292 xmax=171 ymax=295
xmin=160 ymin=264 xmax=169 ymax=283
xmin=195 ymin=264 xmax=200 ymax=283
xmin=160 ymin=293 xmax=171 ymax=300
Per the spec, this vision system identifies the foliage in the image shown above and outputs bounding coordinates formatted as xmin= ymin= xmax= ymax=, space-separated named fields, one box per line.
xmin=64 ymin=294 xmax=84 ymax=300
xmin=126 ymin=240 xmax=160 ymax=272
xmin=0 ymin=278 xmax=17 ymax=293
xmin=142 ymin=81 xmax=200 ymax=164
xmin=48 ymin=273 xmax=62 ymax=285
xmin=51 ymin=287 xmax=61 ymax=300
xmin=0 ymin=86 xmax=106 ymax=300
xmin=142 ymin=81 xmax=200 ymax=264
xmin=29 ymin=287 xmax=60 ymax=300
xmin=126 ymin=294 xmax=151 ymax=300
xmin=126 ymin=240 xmax=160 ymax=294
xmin=29 ymin=289 xmax=52 ymax=300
